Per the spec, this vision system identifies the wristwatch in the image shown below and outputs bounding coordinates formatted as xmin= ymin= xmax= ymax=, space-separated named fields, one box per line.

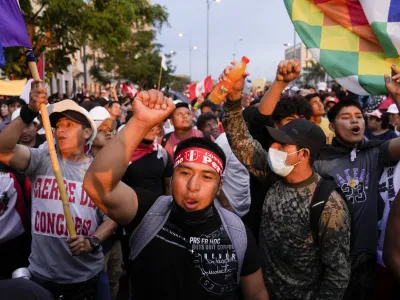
xmin=86 ymin=236 xmax=101 ymax=253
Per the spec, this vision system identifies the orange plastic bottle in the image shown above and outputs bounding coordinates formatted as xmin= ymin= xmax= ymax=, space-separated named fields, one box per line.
xmin=208 ymin=56 xmax=250 ymax=104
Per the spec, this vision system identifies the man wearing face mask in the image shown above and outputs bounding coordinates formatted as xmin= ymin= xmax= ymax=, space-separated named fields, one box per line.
xmin=221 ymin=63 xmax=351 ymax=299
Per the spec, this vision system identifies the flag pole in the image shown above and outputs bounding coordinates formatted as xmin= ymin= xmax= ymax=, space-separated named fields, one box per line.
xmin=25 ymin=49 xmax=76 ymax=236
xmin=158 ymin=65 xmax=163 ymax=90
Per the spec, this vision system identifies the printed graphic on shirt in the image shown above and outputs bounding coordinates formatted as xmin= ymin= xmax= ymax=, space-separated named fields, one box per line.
xmin=0 ymin=191 xmax=10 ymax=215
xmin=335 ymin=168 xmax=369 ymax=203
xmin=377 ymin=164 xmax=400 ymax=266
xmin=32 ymin=175 xmax=99 ymax=238
xmin=156 ymin=223 xmax=238 ymax=295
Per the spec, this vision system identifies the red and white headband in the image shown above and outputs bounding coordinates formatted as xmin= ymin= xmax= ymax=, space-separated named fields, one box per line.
xmin=174 ymin=147 xmax=224 ymax=176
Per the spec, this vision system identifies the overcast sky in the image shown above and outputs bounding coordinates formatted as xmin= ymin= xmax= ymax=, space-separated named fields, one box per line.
xmin=153 ymin=0 xmax=297 ymax=82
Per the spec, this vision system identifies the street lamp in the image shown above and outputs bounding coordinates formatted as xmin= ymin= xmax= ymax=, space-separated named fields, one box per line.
xmin=233 ymin=37 xmax=243 ymax=61
xmin=206 ymin=0 xmax=221 ymax=76
xmin=170 ymin=50 xmax=175 ymax=54
xmin=179 ymin=33 xmax=197 ymax=79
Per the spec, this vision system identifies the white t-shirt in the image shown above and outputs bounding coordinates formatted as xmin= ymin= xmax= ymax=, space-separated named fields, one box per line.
xmin=0 ymin=172 xmax=25 ymax=244
xmin=25 ymin=148 xmax=105 ymax=283
xmin=215 ymin=133 xmax=251 ymax=217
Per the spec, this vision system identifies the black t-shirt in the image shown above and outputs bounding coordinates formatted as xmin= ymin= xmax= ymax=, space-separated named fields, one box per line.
xmin=365 ymin=129 xmax=398 ymax=141
xmin=34 ymin=134 xmax=46 ymax=148
xmin=122 ymin=151 xmax=173 ymax=196
xmin=126 ymin=189 xmax=260 ymax=300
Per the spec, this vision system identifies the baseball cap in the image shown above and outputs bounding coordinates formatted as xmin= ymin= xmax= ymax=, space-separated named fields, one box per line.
xmin=367 ymin=109 xmax=382 ymax=119
xmin=387 ymin=104 xmax=399 ymax=114
xmin=89 ymin=106 xmax=111 ymax=128
xmin=47 ymin=100 xmax=97 ymax=144
xmin=266 ymin=119 xmax=326 ymax=156
xmin=290 ymin=86 xmax=300 ymax=93
xmin=317 ymin=82 xmax=327 ymax=91
xmin=11 ymin=108 xmax=40 ymax=124
xmin=326 ymin=96 xmax=339 ymax=104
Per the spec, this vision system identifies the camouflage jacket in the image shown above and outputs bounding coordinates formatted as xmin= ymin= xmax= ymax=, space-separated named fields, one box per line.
xmin=222 ymin=100 xmax=351 ymax=300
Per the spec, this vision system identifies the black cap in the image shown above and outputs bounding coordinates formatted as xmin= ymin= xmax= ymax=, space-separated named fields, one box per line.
xmin=50 ymin=110 xmax=91 ymax=128
xmin=266 ymin=119 xmax=326 ymax=156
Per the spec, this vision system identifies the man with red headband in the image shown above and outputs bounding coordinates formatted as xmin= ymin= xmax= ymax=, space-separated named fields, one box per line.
xmin=83 ymin=90 xmax=269 ymax=300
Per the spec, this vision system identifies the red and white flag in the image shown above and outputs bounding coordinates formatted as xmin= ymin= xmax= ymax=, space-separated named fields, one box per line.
xmin=121 ymin=83 xmax=137 ymax=97
xmin=188 ymin=76 xmax=212 ymax=101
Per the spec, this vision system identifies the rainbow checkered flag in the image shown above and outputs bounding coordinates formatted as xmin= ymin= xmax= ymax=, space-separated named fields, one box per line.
xmin=284 ymin=0 xmax=400 ymax=95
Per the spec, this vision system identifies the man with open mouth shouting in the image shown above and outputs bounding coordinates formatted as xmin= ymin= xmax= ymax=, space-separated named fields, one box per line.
xmin=312 ymin=66 xmax=400 ymax=300
xmin=83 ymin=89 xmax=269 ymax=300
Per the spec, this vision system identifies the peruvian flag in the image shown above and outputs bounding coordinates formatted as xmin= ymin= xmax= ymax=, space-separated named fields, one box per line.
xmin=188 ymin=76 xmax=213 ymax=101
xmin=121 ymin=83 xmax=137 ymax=97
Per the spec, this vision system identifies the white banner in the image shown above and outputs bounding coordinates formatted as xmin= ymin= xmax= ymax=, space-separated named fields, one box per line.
xmin=32 ymin=176 xmax=99 ymax=238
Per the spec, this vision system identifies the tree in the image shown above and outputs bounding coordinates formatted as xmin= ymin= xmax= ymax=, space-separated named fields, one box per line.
xmin=2 ymin=0 xmax=169 ymax=81
xmin=90 ymin=29 xmax=176 ymax=89
xmin=303 ymin=60 xmax=326 ymax=84
xmin=169 ymin=75 xmax=191 ymax=92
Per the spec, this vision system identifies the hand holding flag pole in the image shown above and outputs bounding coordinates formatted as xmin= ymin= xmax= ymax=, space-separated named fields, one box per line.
xmin=25 ymin=49 xmax=76 ymax=236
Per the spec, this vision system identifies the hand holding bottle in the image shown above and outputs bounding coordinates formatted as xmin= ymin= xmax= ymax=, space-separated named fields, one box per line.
xmin=209 ymin=56 xmax=250 ymax=104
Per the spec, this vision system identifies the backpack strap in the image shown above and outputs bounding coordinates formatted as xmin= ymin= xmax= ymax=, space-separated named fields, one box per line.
xmin=129 ymin=196 xmax=173 ymax=260
xmin=310 ymin=177 xmax=339 ymax=245
xmin=161 ymin=132 xmax=172 ymax=148
xmin=214 ymin=199 xmax=247 ymax=285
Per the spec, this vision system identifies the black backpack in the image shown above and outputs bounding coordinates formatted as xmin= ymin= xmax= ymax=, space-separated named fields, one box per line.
xmin=161 ymin=131 xmax=212 ymax=148
xmin=310 ymin=176 xmax=353 ymax=246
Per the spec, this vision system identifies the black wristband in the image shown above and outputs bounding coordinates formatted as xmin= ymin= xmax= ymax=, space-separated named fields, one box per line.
xmin=20 ymin=105 xmax=39 ymax=125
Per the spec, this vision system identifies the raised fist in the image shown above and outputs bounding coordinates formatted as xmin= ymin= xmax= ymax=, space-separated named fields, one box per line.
xmin=385 ymin=65 xmax=400 ymax=105
xmin=276 ymin=59 xmax=301 ymax=83
xmin=133 ymin=89 xmax=175 ymax=128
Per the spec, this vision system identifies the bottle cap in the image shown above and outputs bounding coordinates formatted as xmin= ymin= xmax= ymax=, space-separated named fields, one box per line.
xmin=242 ymin=56 xmax=250 ymax=64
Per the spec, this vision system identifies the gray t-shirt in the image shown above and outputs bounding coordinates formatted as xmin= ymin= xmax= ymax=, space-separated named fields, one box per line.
xmin=215 ymin=133 xmax=251 ymax=217
xmin=314 ymin=142 xmax=391 ymax=256
xmin=25 ymin=148 xmax=104 ymax=283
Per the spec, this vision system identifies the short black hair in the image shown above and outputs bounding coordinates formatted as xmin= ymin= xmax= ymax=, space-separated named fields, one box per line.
xmin=196 ymin=112 xmax=218 ymax=131
xmin=108 ymin=101 xmax=121 ymax=109
xmin=174 ymin=137 xmax=226 ymax=170
xmin=200 ymin=100 xmax=216 ymax=113
xmin=8 ymin=97 xmax=25 ymax=107
xmin=272 ymin=95 xmax=313 ymax=122
xmin=0 ymin=100 xmax=8 ymax=107
xmin=303 ymin=84 xmax=315 ymax=91
xmin=97 ymin=98 xmax=109 ymax=107
xmin=327 ymin=99 xmax=362 ymax=123
xmin=80 ymin=101 xmax=98 ymax=112
xmin=174 ymin=102 xmax=190 ymax=110
xmin=304 ymin=93 xmax=320 ymax=102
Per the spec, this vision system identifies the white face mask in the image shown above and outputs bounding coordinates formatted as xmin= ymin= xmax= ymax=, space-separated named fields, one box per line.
xmin=267 ymin=148 xmax=304 ymax=177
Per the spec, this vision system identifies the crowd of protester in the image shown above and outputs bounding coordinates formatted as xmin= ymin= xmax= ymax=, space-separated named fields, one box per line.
xmin=0 ymin=59 xmax=400 ymax=300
